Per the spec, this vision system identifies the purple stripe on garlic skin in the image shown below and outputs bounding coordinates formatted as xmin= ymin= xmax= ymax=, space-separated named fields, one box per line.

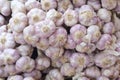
xmin=60 ymin=63 xmax=75 ymax=77
xmin=36 ymin=38 xmax=49 ymax=51
xmin=70 ymin=53 xmax=89 ymax=69
xmin=87 ymin=25 xmax=101 ymax=42
xmin=64 ymin=35 xmax=76 ymax=49
xmin=97 ymin=8 xmax=112 ymax=23
xmin=11 ymin=1 xmax=26 ymax=16
xmin=25 ymin=0 xmax=41 ymax=11
xmin=103 ymin=22 xmax=115 ymax=34
xmin=16 ymin=44 xmax=33 ymax=56
xmin=45 ymin=69 xmax=64 ymax=80
xmin=49 ymin=27 xmax=67 ymax=47
xmin=7 ymin=75 xmax=23 ymax=80
xmin=46 ymin=9 xmax=63 ymax=26
xmin=101 ymin=0 xmax=117 ymax=10
xmin=79 ymin=5 xmax=98 ymax=26
xmin=57 ymin=0 xmax=73 ymax=13
xmin=23 ymin=25 xmax=39 ymax=46
xmin=36 ymin=56 xmax=50 ymax=71
xmin=9 ymin=12 xmax=28 ymax=33
xmin=23 ymin=70 xmax=42 ymax=80
xmin=0 ymin=15 xmax=5 ymax=26
xmin=94 ymin=53 xmax=117 ymax=68
xmin=27 ymin=8 xmax=46 ymax=25
xmin=41 ymin=0 xmax=57 ymax=11
xmin=87 ymin=0 xmax=101 ymax=11
xmin=85 ymin=66 xmax=101 ymax=78
xmin=23 ymin=77 xmax=35 ymax=80
xmin=35 ymin=19 xmax=56 ymax=38
xmin=70 ymin=24 xmax=86 ymax=43
xmin=15 ymin=56 xmax=35 ymax=73
xmin=45 ymin=46 xmax=64 ymax=60
xmin=72 ymin=0 xmax=86 ymax=8
xmin=13 ymin=32 xmax=26 ymax=45
xmin=63 ymin=9 xmax=78 ymax=27
xmin=97 ymin=76 xmax=110 ymax=80
xmin=3 ymin=48 xmax=20 ymax=65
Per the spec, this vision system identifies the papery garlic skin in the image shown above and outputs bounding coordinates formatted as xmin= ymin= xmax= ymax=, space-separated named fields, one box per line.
xmin=79 ymin=5 xmax=97 ymax=26
xmin=97 ymin=76 xmax=110 ymax=80
xmin=72 ymin=0 xmax=86 ymax=7
xmin=60 ymin=63 xmax=75 ymax=77
xmin=63 ymin=9 xmax=78 ymax=26
xmin=45 ymin=69 xmax=64 ymax=80
xmin=23 ymin=77 xmax=35 ymax=80
xmin=15 ymin=56 xmax=35 ymax=73
xmin=27 ymin=8 xmax=46 ymax=25
xmin=0 ymin=32 xmax=16 ymax=50
xmin=41 ymin=0 xmax=57 ymax=11
xmin=35 ymin=19 xmax=56 ymax=38
xmin=25 ymin=0 xmax=41 ymax=11
xmin=7 ymin=75 xmax=23 ymax=80
xmin=0 ymin=15 xmax=5 ymax=26
xmin=101 ymin=0 xmax=117 ymax=10
xmin=57 ymin=0 xmax=73 ymax=13
xmin=36 ymin=56 xmax=50 ymax=70
xmin=97 ymin=8 xmax=112 ymax=23
xmin=95 ymin=53 xmax=117 ymax=68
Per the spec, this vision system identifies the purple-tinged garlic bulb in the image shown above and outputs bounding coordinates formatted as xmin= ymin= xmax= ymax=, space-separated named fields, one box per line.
xmin=45 ymin=69 xmax=64 ymax=80
xmin=115 ymin=41 xmax=120 ymax=52
xmin=85 ymin=66 xmax=101 ymax=78
xmin=64 ymin=35 xmax=76 ymax=49
xmin=0 ymin=15 xmax=5 ymax=26
xmin=0 ymin=0 xmax=11 ymax=16
xmin=25 ymin=0 xmax=41 ymax=11
xmin=97 ymin=76 xmax=110 ymax=80
xmin=45 ymin=46 xmax=64 ymax=59
xmin=70 ymin=24 xmax=86 ymax=43
xmin=97 ymin=8 xmax=112 ymax=22
xmin=15 ymin=56 xmax=35 ymax=73
xmin=101 ymin=0 xmax=117 ymax=10
xmin=36 ymin=38 xmax=49 ymax=51
xmin=102 ymin=66 xmax=119 ymax=78
xmin=60 ymin=63 xmax=75 ymax=77
xmin=49 ymin=27 xmax=67 ymax=47
xmin=27 ymin=8 xmax=46 ymax=25
xmin=57 ymin=0 xmax=73 ymax=13
xmin=103 ymin=22 xmax=115 ymax=34
xmin=23 ymin=25 xmax=39 ymax=46
xmin=4 ymin=64 xmax=18 ymax=76
xmin=0 ymin=25 xmax=7 ymax=34
xmin=115 ymin=31 xmax=120 ymax=40
xmin=70 ymin=53 xmax=89 ymax=69
xmin=96 ymin=34 xmax=116 ymax=50
xmin=35 ymin=19 xmax=56 ymax=38
xmin=3 ymin=49 xmax=20 ymax=65
xmin=76 ymin=42 xmax=96 ymax=53
xmin=87 ymin=25 xmax=101 ymax=42
xmin=23 ymin=70 xmax=42 ymax=80
xmin=115 ymin=0 xmax=120 ymax=14
xmin=16 ymin=44 xmax=33 ymax=56
xmin=11 ymin=0 xmax=26 ymax=16
xmin=72 ymin=0 xmax=86 ymax=7
xmin=0 ymin=66 xmax=8 ymax=77
xmin=95 ymin=53 xmax=117 ymax=68
xmin=41 ymin=0 xmax=57 ymax=11
xmin=63 ymin=9 xmax=78 ymax=26
xmin=0 ymin=32 xmax=16 ymax=50
xmin=87 ymin=0 xmax=101 ymax=11
xmin=13 ymin=32 xmax=26 ymax=44
xmin=79 ymin=5 xmax=97 ymax=26
xmin=7 ymin=75 xmax=23 ymax=80
xmin=36 ymin=56 xmax=50 ymax=70
xmin=23 ymin=77 xmax=35 ymax=80
xmin=9 ymin=12 xmax=28 ymax=33
xmin=113 ymin=13 xmax=120 ymax=31
xmin=46 ymin=9 xmax=63 ymax=26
